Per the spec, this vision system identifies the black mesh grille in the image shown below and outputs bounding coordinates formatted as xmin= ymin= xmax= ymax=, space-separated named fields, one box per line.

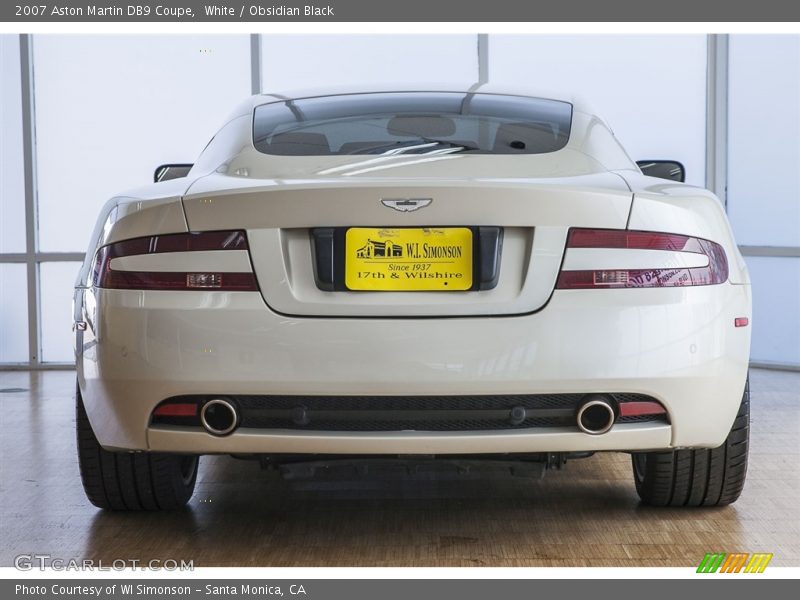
xmin=243 ymin=416 xmax=570 ymax=431
xmin=617 ymin=414 xmax=665 ymax=424
xmin=237 ymin=394 xmax=585 ymax=412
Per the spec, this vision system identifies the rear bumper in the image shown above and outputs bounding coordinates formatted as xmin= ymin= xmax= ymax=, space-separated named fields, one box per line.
xmin=148 ymin=423 xmax=671 ymax=454
xmin=77 ymin=283 xmax=751 ymax=453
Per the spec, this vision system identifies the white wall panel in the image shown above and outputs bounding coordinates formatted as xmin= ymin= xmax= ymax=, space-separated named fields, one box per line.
xmin=261 ymin=35 xmax=478 ymax=92
xmin=729 ymin=36 xmax=800 ymax=367
xmin=744 ymin=256 xmax=800 ymax=366
xmin=488 ymin=35 xmax=708 ymax=187
xmin=39 ymin=262 xmax=82 ymax=363
xmin=33 ymin=35 xmax=251 ymax=253
xmin=0 ymin=35 xmax=26 ymax=253
xmin=0 ymin=264 xmax=28 ymax=363
xmin=728 ymin=35 xmax=800 ymax=248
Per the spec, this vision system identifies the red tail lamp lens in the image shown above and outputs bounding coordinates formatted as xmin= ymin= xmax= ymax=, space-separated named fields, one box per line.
xmin=92 ymin=231 xmax=258 ymax=291
xmin=557 ymin=228 xmax=728 ymax=289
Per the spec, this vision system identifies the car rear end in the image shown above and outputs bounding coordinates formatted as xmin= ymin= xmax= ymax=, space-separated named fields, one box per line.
xmin=74 ymin=89 xmax=751 ymax=510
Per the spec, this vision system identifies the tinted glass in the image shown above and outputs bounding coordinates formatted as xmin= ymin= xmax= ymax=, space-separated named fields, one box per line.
xmin=636 ymin=160 xmax=686 ymax=182
xmin=253 ymin=92 xmax=572 ymax=156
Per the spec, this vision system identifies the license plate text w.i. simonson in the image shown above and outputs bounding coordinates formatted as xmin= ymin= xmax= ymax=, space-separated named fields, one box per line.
xmin=345 ymin=227 xmax=473 ymax=291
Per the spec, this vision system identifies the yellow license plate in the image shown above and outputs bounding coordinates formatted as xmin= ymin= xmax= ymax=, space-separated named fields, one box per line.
xmin=345 ymin=227 xmax=473 ymax=291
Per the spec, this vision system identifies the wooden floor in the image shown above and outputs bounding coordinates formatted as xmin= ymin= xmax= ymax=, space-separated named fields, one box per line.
xmin=1 ymin=368 xmax=797 ymax=567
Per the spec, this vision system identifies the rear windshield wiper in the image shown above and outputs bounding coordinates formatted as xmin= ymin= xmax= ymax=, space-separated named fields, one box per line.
xmin=420 ymin=138 xmax=480 ymax=153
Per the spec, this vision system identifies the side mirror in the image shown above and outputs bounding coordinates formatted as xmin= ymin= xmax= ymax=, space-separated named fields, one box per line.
xmin=636 ymin=160 xmax=685 ymax=183
xmin=154 ymin=163 xmax=194 ymax=183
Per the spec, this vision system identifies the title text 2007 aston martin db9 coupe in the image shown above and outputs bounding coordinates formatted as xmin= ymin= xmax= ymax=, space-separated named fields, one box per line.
xmin=73 ymin=85 xmax=751 ymax=510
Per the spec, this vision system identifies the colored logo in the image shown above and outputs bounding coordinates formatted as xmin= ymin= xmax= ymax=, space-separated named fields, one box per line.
xmin=356 ymin=239 xmax=404 ymax=259
xmin=697 ymin=552 xmax=773 ymax=573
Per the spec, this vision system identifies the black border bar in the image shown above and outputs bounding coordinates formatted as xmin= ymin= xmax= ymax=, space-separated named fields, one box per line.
xmin=4 ymin=1 xmax=800 ymax=22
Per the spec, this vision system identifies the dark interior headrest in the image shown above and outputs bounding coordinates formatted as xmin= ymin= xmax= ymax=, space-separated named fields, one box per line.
xmin=269 ymin=131 xmax=331 ymax=155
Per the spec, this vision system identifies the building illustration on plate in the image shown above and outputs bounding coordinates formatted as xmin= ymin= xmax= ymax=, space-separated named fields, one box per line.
xmin=356 ymin=239 xmax=403 ymax=259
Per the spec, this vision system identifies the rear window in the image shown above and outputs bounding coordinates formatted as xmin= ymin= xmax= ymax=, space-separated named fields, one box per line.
xmin=252 ymin=92 xmax=572 ymax=156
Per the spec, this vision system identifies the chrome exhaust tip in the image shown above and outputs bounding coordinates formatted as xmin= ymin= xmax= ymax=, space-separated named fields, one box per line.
xmin=576 ymin=395 xmax=617 ymax=435
xmin=200 ymin=398 xmax=239 ymax=436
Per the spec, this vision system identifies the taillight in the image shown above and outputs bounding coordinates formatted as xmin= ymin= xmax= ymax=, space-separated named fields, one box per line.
xmin=556 ymin=228 xmax=728 ymax=289
xmin=92 ymin=230 xmax=259 ymax=291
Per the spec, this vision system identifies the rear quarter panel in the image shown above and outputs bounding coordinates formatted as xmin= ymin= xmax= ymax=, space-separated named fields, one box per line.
xmin=618 ymin=171 xmax=749 ymax=285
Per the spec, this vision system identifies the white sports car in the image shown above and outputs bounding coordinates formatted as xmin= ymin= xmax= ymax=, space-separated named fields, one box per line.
xmin=74 ymin=85 xmax=751 ymax=511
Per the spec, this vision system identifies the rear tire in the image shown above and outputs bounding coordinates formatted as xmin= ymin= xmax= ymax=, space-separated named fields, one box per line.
xmin=76 ymin=380 xmax=199 ymax=510
xmin=631 ymin=376 xmax=749 ymax=507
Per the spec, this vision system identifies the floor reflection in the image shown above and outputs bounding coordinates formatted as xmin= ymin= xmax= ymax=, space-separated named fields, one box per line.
xmin=1 ymin=369 xmax=797 ymax=567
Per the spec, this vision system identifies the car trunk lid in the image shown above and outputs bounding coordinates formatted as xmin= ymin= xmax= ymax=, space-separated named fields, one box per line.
xmin=181 ymin=171 xmax=632 ymax=317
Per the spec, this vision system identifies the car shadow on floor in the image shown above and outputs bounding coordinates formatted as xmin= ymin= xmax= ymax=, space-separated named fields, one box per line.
xmin=79 ymin=454 xmax=748 ymax=567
